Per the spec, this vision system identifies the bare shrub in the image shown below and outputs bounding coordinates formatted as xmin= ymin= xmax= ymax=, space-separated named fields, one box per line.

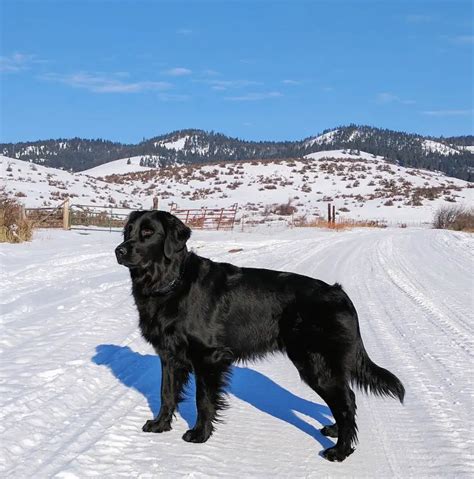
xmin=433 ymin=205 xmax=474 ymax=231
xmin=266 ymin=200 xmax=298 ymax=216
xmin=0 ymin=190 xmax=34 ymax=243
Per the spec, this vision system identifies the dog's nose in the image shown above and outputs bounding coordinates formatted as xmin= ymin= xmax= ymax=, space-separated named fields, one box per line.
xmin=115 ymin=246 xmax=127 ymax=258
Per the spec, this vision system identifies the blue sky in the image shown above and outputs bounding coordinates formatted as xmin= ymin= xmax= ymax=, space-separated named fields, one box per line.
xmin=1 ymin=0 xmax=472 ymax=143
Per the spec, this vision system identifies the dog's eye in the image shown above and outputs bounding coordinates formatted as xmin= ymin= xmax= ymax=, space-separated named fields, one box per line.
xmin=141 ymin=228 xmax=154 ymax=238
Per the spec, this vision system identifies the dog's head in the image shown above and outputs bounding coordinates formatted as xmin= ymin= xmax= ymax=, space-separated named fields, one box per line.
xmin=115 ymin=210 xmax=191 ymax=269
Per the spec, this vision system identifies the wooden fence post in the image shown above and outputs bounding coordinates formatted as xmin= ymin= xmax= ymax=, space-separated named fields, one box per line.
xmin=332 ymin=205 xmax=336 ymax=224
xmin=152 ymin=197 xmax=159 ymax=210
xmin=217 ymin=208 xmax=224 ymax=230
xmin=63 ymin=198 xmax=70 ymax=230
xmin=328 ymin=203 xmax=332 ymax=223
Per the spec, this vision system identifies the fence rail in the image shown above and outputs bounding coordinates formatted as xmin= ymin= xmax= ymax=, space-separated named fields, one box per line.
xmin=69 ymin=204 xmax=132 ymax=230
xmin=22 ymin=198 xmax=239 ymax=231
xmin=170 ymin=203 xmax=238 ymax=230
xmin=25 ymin=199 xmax=69 ymax=228
xmin=21 ymin=198 xmax=421 ymax=233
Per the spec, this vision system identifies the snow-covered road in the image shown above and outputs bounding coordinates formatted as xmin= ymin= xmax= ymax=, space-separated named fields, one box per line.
xmin=1 ymin=227 xmax=472 ymax=478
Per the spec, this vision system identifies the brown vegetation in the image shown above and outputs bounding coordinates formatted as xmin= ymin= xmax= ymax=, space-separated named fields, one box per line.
xmin=433 ymin=205 xmax=474 ymax=232
xmin=264 ymin=200 xmax=298 ymax=216
xmin=294 ymin=216 xmax=387 ymax=230
xmin=0 ymin=191 xmax=34 ymax=243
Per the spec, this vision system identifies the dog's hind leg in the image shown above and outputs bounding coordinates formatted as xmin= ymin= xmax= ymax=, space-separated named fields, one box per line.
xmin=315 ymin=381 xmax=357 ymax=462
xmin=288 ymin=351 xmax=357 ymax=462
xmin=182 ymin=361 xmax=231 ymax=443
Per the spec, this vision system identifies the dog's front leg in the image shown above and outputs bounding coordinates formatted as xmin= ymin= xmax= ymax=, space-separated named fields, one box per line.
xmin=182 ymin=360 xmax=231 ymax=443
xmin=143 ymin=354 xmax=190 ymax=433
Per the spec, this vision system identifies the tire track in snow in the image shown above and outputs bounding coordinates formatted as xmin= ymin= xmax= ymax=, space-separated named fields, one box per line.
xmin=3 ymin=329 xmax=147 ymax=478
xmin=2 ymin=228 xmax=472 ymax=478
xmin=390 ymin=231 xmax=473 ymax=340
xmin=377 ymin=234 xmax=473 ymax=358
xmin=365 ymin=234 xmax=472 ymax=476
xmin=301 ymin=229 xmax=472 ymax=476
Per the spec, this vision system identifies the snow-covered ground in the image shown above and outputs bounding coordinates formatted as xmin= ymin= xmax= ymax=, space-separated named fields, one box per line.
xmin=4 ymin=151 xmax=472 ymax=226
xmin=422 ymin=139 xmax=461 ymax=156
xmin=1 ymin=227 xmax=472 ymax=477
xmin=83 ymin=156 xmax=156 ymax=177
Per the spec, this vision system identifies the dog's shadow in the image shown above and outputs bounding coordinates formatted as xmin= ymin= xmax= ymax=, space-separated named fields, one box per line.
xmin=92 ymin=344 xmax=334 ymax=449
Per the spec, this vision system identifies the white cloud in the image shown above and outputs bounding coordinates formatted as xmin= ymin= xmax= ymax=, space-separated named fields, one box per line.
xmin=450 ymin=35 xmax=474 ymax=45
xmin=282 ymin=79 xmax=301 ymax=85
xmin=225 ymin=91 xmax=282 ymax=101
xmin=176 ymin=28 xmax=193 ymax=35
xmin=0 ymin=52 xmax=37 ymax=73
xmin=376 ymin=92 xmax=415 ymax=105
xmin=202 ymin=69 xmax=219 ymax=77
xmin=42 ymin=72 xmax=172 ymax=93
xmin=422 ymin=109 xmax=472 ymax=117
xmin=164 ymin=67 xmax=192 ymax=76
xmin=207 ymin=79 xmax=262 ymax=91
xmin=376 ymin=92 xmax=398 ymax=104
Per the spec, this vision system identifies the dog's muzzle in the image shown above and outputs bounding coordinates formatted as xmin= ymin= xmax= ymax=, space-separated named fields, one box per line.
xmin=115 ymin=245 xmax=127 ymax=264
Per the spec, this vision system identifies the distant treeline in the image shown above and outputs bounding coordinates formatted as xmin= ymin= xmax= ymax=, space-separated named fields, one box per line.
xmin=2 ymin=125 xmax=473 ymax=181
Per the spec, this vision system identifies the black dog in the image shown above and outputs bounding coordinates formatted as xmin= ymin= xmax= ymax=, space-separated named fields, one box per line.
xmin=115 ymin=210 xmax=404 ymax=462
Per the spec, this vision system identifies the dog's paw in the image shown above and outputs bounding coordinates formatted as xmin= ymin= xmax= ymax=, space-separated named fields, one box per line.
xmin=142 ymin=419 xmax=172 ymax=433
xmin=182 ymin=427 xmax=212 ymax=443
xmin=321 ymin=424 xmax=338 ymax=438
xmin=321 ymin=446 xmax=354 ymax=462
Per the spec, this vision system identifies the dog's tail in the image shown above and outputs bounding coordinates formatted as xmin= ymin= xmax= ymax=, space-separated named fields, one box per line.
xmin=352 ymin=343 xmax=405 ymax=403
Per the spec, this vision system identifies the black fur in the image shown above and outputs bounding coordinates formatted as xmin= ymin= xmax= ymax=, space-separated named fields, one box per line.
xmin=115 ymin=210 xmax=405 ymax=462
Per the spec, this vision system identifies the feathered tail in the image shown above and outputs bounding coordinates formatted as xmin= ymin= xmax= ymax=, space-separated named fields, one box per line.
xmin=353 ymin=344 xmax=405 ymax=403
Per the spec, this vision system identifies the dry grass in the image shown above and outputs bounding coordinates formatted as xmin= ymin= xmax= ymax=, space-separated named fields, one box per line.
xmin=433 ymin=205 xmax=474 ymax=232
xmin=0 ymin=191 xmax=34 ymax=243
xmin=295 ymin=216 xmax=387 ymax=230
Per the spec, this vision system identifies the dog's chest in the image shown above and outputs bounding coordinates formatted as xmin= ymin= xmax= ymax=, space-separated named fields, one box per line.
xmin=137 ymin=303 xmax=184 ymax=352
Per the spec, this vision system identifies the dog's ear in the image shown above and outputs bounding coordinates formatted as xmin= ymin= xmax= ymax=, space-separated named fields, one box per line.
xmin=163 ymin=213 xmax=191 ymax=259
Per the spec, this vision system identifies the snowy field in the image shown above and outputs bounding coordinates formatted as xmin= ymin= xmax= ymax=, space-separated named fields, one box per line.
xmin=1 ymin=226 xmax=473 ymax=478
xmin=3 ymin=153 xmax=473 ymax=225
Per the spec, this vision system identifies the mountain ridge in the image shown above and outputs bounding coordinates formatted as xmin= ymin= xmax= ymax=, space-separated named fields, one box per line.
xmin=2 ymin=125 xmax=473 ymax=181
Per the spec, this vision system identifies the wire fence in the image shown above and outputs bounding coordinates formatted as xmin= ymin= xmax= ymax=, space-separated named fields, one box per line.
xmin=23 ymin=198 xmax=429 ymax=234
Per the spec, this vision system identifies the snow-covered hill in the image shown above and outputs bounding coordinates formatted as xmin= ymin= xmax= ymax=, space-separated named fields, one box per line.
xmin=1 ymin=156 xmax=144 ymax=209
xmin=1 ymin=227 xmax=472 ymax=477
xmin=83 ymin=156 xmax=156 ymax=177
xmin=2 ymin=125 xmax=473 ymax=180
xmin=2 ymin=152 xmax=472 ymax=223
xmin=305 ymin=127 xmax=470 ymax=156
xmin=303 ymin=130 xmax=340 ymax=148
xmin=422 ymin=139 xmax=461 ymax=156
